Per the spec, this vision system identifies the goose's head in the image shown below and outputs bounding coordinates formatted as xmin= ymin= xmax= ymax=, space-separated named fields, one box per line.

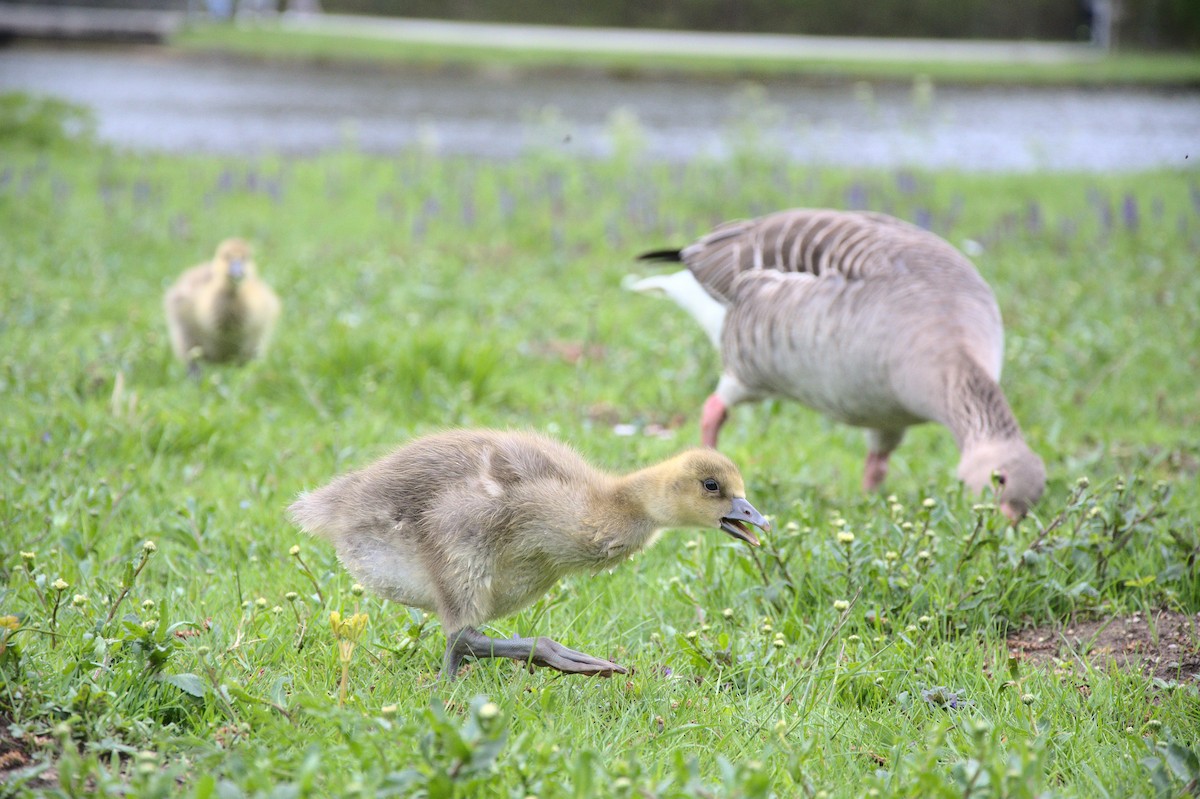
xmin=648 ymin=449 xmax=769 ymax=546
xmin=214 ymin=238 xmax=255 ymax=282
xmin=957 ymin=439 xmax=1046 ymax=522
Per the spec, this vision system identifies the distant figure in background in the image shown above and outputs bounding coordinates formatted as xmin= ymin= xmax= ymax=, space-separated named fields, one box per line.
xmin=164 ymin=238 xmax=281 ymax=378
xmin=1085 ymin=0 xmax=1119 ymax=49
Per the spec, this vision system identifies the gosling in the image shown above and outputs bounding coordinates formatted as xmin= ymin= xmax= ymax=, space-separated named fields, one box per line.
xmin=288 ymin=429 xmax=770 ymax=681
xmin=164 ymin=238 xmax=281 ymax=377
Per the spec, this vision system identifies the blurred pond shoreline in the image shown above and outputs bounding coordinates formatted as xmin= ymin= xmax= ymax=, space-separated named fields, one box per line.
xmin=1 ymin=42 xmax=1197 ymax=172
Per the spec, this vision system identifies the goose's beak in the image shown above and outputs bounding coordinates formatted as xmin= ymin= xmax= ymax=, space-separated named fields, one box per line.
xmin=720 ymin=497 xmax=768 ymax=547
xmin=228 ymin=258 xmax=246 ymax=280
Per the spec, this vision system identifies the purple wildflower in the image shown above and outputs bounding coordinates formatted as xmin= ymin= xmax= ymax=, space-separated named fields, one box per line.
xmin=1026 ymin=201 xmax=1043 ymax=234
xmin=921 ymin=686 xmax=963 ymax=709
xmin=846 ymin=182 xmax=868 ymax=210
xmin=1121 ymin=194 xmax=1139 ymax=231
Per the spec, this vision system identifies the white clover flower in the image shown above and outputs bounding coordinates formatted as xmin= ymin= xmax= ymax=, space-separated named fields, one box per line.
xmin=922 ymin=498 xmax=936 ymax=508
xmin=289 ymin=545 xmax=301 ymax=556
xmin=52 ymin=578 xmax=69 ymax=591
xmin=142 ymin=540 xmax=157 ymax=553
xmin=833 ymin=600 xmax=850 ymax=612
xmin=837 ymin=531 xmax=855 ymax=544
xmin=478 ymin=702 xmax=500 ymax=721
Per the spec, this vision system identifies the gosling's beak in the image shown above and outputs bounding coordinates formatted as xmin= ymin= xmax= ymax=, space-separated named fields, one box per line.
xmin=228 ymin=258 xmax=246 ymax=280
xmin=720 ymin=497 xmax=768 ymax=547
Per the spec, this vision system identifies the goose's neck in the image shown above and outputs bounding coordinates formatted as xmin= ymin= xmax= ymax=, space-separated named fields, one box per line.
xmin=209 ymin=277 xmax=244 ymax=321
xmin=592 ymin=460 xmax=683 ymax=536
xmin=939 ymin=355 xmax=1023 ymax=452
xmin=566 ymin=469 xmax=665 ymax=570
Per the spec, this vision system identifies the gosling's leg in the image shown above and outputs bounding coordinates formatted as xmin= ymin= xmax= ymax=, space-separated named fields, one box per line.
xmin=441 ymin=627 xmax=626 ymax=681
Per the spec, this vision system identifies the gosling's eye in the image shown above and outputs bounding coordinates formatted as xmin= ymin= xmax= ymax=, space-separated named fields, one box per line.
xmin=994 ymin=473 xmax=1007 ymax=487
xmin=703 ymin=479 xmax=720 ymax=493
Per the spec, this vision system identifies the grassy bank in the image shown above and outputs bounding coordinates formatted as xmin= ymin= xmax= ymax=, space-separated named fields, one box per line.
xmin=1 ymin=112 xmax=1199 ymax=796
xmin=175 ymin=22 xmax=1200 ymax=86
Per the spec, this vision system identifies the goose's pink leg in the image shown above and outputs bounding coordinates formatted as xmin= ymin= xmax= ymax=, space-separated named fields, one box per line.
xmin=700 ymin=394 xmax=728 ymax=448
xmin=863 ymin=429 xmax=904 ymax=491
xmin=863 ymin=451 xmax=891 ymax=491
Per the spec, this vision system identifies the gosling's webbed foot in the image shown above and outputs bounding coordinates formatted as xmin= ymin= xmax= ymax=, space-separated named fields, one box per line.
xmin=525 ymin=637 xmax=626 ymax=677
xmin=441 ymin=627 xmax=625 ymax=681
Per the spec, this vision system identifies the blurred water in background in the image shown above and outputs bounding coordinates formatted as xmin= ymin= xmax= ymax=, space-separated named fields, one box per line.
xmin=1 ymin=44 xmax=1196 ymax=172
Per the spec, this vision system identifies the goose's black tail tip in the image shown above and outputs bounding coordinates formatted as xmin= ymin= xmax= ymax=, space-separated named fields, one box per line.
xmin=636 ymin=248 xmax=683 ymax=263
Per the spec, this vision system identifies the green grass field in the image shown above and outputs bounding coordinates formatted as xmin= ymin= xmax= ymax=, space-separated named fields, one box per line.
xmin=176 ymin=23 xmax=1200 ymax=87
xmin=1 ymin=97 xmax=1199 ymax=797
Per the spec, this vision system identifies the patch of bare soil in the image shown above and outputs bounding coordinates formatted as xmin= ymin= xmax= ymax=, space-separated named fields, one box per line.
xmin=1007 ymin=610 xmax=1200 ymax=682
xmin=0 ymin=715 xmax=56 ymax=791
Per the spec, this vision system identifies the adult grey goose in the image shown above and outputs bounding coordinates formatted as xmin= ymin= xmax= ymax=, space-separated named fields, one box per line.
xmin=635 ymin=208 xmax=1045 ymax=521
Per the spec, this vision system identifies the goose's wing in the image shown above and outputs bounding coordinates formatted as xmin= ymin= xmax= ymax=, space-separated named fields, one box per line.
xmin=680 ymin=209 xmax=931 ymax=304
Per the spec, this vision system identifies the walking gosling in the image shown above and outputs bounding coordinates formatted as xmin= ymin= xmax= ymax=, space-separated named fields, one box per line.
xmin=636 ymin=209 xmax=1045 ymax=521
xmin=288 ymin=429 xmax=769 ymax=680
xmin=164 ymin=238 xmax=281 ymax=377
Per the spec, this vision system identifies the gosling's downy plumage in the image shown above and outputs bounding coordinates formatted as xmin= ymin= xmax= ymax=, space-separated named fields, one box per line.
xmin=164 ymin=238 xmax=281 ymax=376
xmin=288 ymin=429 xmax=769 ymax=680
xmin=636 ymin=209 xmax=1045 ymax=521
